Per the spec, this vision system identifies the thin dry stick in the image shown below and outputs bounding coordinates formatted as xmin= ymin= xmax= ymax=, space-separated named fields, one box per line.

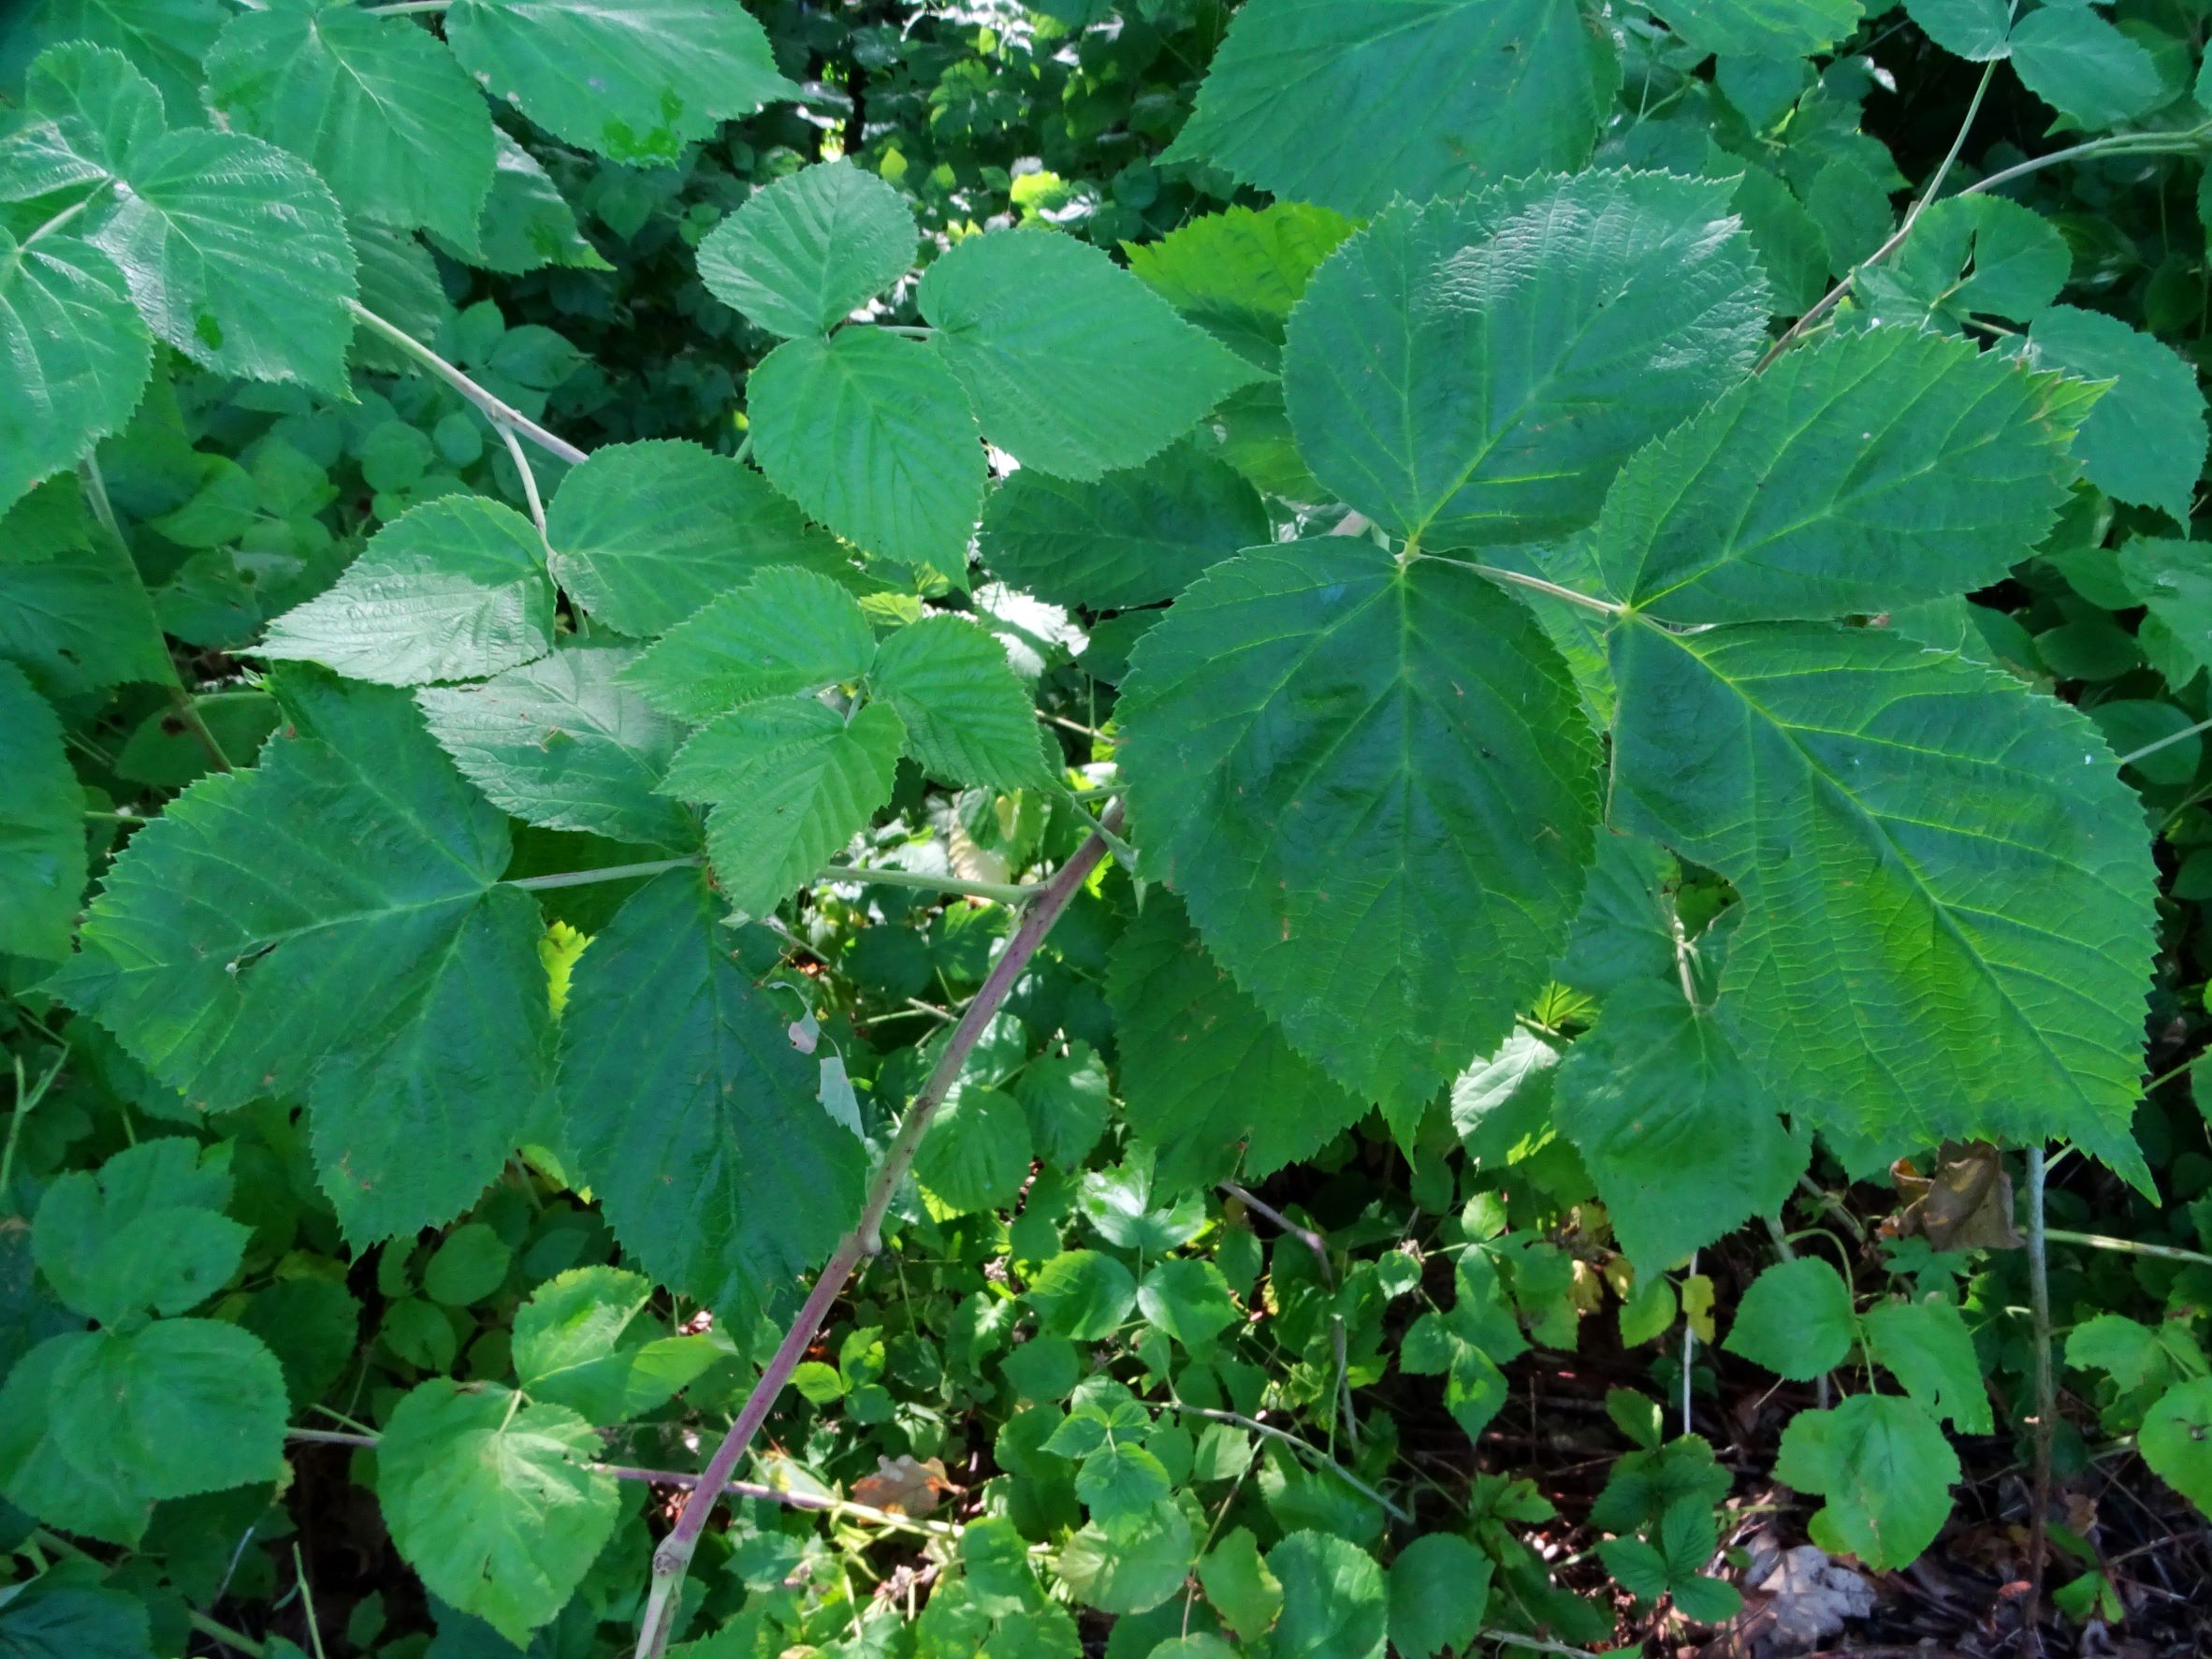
xmin=2022 ymin=1144 xmax=2057 ymax=1655
xmin=633 ymin=804 xmax=1125 ymax=1659
xmin=346 ymin=300 xmax=588 ymax=468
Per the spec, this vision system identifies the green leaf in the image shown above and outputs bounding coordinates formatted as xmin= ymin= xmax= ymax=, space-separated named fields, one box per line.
xmin=1075 ymin=1438 xmax=1172 ymax=1522
xmin=32 ymin=1142 xmax=248 ymax=1326
xmin=16 ymin=0 xmax=226 ymax=122
xmin=375 ymin=1378 xmax=619 ymax=1648
xmin=1644 ymin=0 xmax=1862 ymax=59
xmin=913 ymin=1084 xmax=1033 ymax=1215
xmin=623 ymin=566 xmax=877 ymax=723
xmin=0 ymin=1334 xmax=152 ymax=1545
xmin=2066 ymin=1312 xmax=2170 ymax=1393
xmin=1200 ymin=1528 xmax=1282 ymax=1644
xmin=1284 ymin=173 xmax=1768 ymax=548
xmin=698 ymin=159 xmax=916 ymax=338
xmin=1125 ymin=202 xmax=1355 ymax=370
xmin=1902 ymin=0 xmax=2011 ymax=60
xmin=1164 ymin=0 xmax=1616 ymax=217
xmin=1863 ymin=1297 xmax=1992 ymax=1433
xmin=1387 ymin=1533 xmax=1492 ymax=1659
xmin=917 ymin=229 xmax=1261 ymax=480
xmin=1553 ymin=832 xmax=1678 ymax=999
xmin=417 ymin=641 xmax=696 ymax=851
xmin=50 ymin=1319 xmax=287 ymax=1501
xmin=513 ymin=1266 xmax=714 ymax=1424
xmin=1724 ymin=1258 xmax=1856 ymax=1381
xmin=1011 ymin=1042 xmax=1113 ymax=1168
xmin=557 ymin=869 xmax=866 ymax=1321
xmin=1872 ymin=196 xmax=2070 ymax=327
xmin=1056 ymin=1500 xmax=1192 ymax=1615
xmin=1026 ymin=1250 xmax=1137 ymax=1341
xmin=0 ymin=1576 xmax=154 ymax=1659
xmin=1773 ymin=1394 xmax=1959 ymax=1570
xmin=442 ymin=130 xmax=607 ymax=275
xmin=2117 ymin=538 xmax=2212 ymax=682
xmin=1608 ymin=620 xmax=2156 ymax=1183
xmin=0 ymin=230 xmax=152 ymax=517
xmin=0 ymin=661 xmax=86 ymax=962
xmin=2008 ymin=6 xmax=2162 ymax=127
xmin=867 ymin=614 xmax=1048 ymax=791
xmin=1137 ymin=1258 xmax=1239 ymax=1350
xmin=2026 ymin=305 xmax=2208 ymax=524
xmin=53 ymin=675 xmax=553 ymax=1239
xmin=443 ymin=0 xmax=796 ymax=165
xmin=662 ymin=700 xmax=905 ymax=916
xmin=261 ymin=496 xmax=555 ymax=686
xmin=204 ymin=0 xmax=497 ymax=246
xmin=1107 ymin=896 xmax=1368 ymax=1191
xmin=1267 ymin=1530 xmax=1388 ymax=1659
xmin=1599 ymin=328 xmax=2084 ymax=622
xmin=423 ymin=1221 xmax=512 ymax=1307
xmin=978 ymin=446 xmax=1268 ymax=612
xmin=2140 ymin=1376 xmax=2212 ymax=1514
xmin=748 ymin=329 xmax=984 ymax=575
xmin=1552 ymin=982 xmax=1806 ymax=1274
xmin=1119 ymin=542 xmax=1598 ymax=1113
xmin=546 ymin=440 xmax=844 ymax=638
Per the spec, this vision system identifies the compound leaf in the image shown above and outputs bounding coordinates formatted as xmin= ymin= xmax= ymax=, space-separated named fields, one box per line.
xmin=0 ymin=230 xmax=152 ymax=517
xmin=1119 ymin=541 xmax=1598 ymax=1113
xmin=623 ymin=565 xmax=877 ymax=723
xmin=698 ymin=159 xmax=916 ymax=338
xmin=556 ymin=869 xmax=866 ymax=1322
xmin=1164 ymin=0 xmax=1615 ymax=217
xmin=1773 ymin=1394 xmax=1958 ymax=1570
xmin=867 ymin=614 xmax=1049 ymax=791
xmin=0 ymin=661 xmax=86 ymax=962
xmin=1608 ymin=619 xmax=2155 ymax=1183
xmin=1285 ymin=173 xmax=1768 ymax=548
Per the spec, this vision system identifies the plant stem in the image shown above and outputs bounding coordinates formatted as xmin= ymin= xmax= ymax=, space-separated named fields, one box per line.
xmin=345 ymin=301 xmax=588 ymax=468
xmin=2115 ymin=713 xmax=2212 ymax=768
xmin=816 ymin=862 xmax=1044 ymax=905
xmin=1420 ymin=554 xmax=1624 ymax=617
xmin=22 ymin=190 xmax=98 ymax=250
xmin=28 ymin=1530 xmax=265 ymax=1654
xmin=508 ymin=857 xmax=700 ymax=892
xmin=1681 ymin=1248 xmax=1698 ymax=1436
xmin=1222 ymin=1182 xmax=1357 ymax=1451
xmin=3 ymin=1049 xmax=70 ymax=1200
xmin=492 ymin=417 xmax=552 ymax=555
xmin=1157 ymin=1401 xmax=1411 ymax=1523
xmin=2042 ymin=1227 xmax=2212 ymax=1267
xmin=633 ymin=806 xmax=1124 ymax=1659
xmin=2024 ymin=1143 xmax=2056 ymax=1649
xmin=291 ymin=1544 xmax=330 ymax=1659
xmin=363 ymin=0 xmax=450 ymax=11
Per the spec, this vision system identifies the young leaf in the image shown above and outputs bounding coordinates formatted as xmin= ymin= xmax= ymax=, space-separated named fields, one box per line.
xmin=2025 ymin=306 xmax=2209 ymax=525
xmin=442 ymin=0 xmax=796 ymax=165
xmin=1284 ymin=173 xmax=1768 ymax=548
xmin=1118 ymin=542 xmax=1598 ymax=1114
xmin=1266 ymin=1530 xmax=1389 ymax=1659
xmin=417 ymin=641 xmax=697 ymax=851
xmin=747 ymin=329 xmax=985 ymax=575
xmin=1388 ymin=1533 xmax=1492 ymax=1659
xmin=1200 ymin=1528 xmax=1283 ymax=1644
xmin=1106 ymin=895 xmax=1367 ymax=1191
xmin=912 ymin=1084 xmax=1032 ymax=1215
xmin=49 ymin=1319 xmax=288 ymax=1502
xmin=545 ymin=440 xmax=844 ymax=637
xmin=2008 ymin=6 xmax=2161 ymax=128
xmin=375 ymin=1378 xmax=619 ymax=1647
xmin=512 ymin=1267 xmax=715 ymax=1425
xmin=1863 ymin=1297 xmax=1992 ymax=1433
xmin=0 ymin=231 xmax=152 ymax=516
xmin=1552 ymin=982 xmax=1806 ymax=1274
xmin=662 ymin=699 xmax=905 ymax=916
xmin=1137 ymin=1258 xmax=1240 ymax=1351
xmin=1164 ymin=0 xmax=1616 ymax=217
xmin=1772 ymin=1394 xmax=1960 ymax=1570
xmin=1125 ymin=201 xmax=1355 ymax=369
xmin=204 ymin=0 xmax=498 ymax=247
xmin=1025 ymin=1250 xmax=1137 ymax=1341
xmin=2139 ymin=1377 xmax=2212 ymax=1514
xmin=1599 ymin=328 xmax=2083 ymax=622
xmin=917 ymin=229 xmax=1262 ymax=480
xmin=261 ymin=496 xmax=556 ymax=686
xmin=0 ymin=661 xmax=86 ymax=962
xmin=622 ymin=565 xmax=877 ymax=722
xmin=32 ymin=1141 xmax=248 ymax=1327
xmin=1724 ymin=1258 xmax=1856 ymax=1381
xmin=1609 ymin=620 xmax=2156 ymax=1184
xmin=867 ymin=614 xmax=1049 ymax=791
xmin=52 ymin=675 xmax=553 ymax=1239
xmin=698 ymin=159 xmax=917 ymax=338
xmin=978 ymin=445 xmax=1269 ymax=612
xmin=556 ymin=869 xmax=866 ymax=1321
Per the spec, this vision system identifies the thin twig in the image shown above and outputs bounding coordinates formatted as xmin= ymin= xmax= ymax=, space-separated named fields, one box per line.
xmin=508 ymin=857 xmax=700 ymax=892
xmin=290 ymin=1544 xmax=330 ymax=1659
xmin=817 ymin=863 xmax=1044 ymax=905
xmin=2043 ymin=1228 xmax=2212 ymax=1268
xmin=633 ymin=806 xmax=1124 ymax=1659
xmin=492 ymin=417 xmax=552 ymax=555
xmin=2024 ymin=1144 xmax=2056 ymax=1653
xmin=1221 ymin=1182 xmax=1358 ymax=1451
xmin=1419 ymin=554 xmax=1624 ymax=617
xmin=345 ymin=301 xmax=588 ymax=468
xmin=1156 ymin=1401 xmax=1411 ymax=1523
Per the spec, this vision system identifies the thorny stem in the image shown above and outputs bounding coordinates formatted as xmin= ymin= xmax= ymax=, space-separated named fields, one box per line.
xmin=633 ymin=805 xmax=1124 ymax=1659
xmin=1681 ymin=1249 xmax=1698 ymax=1437
xmin=345 ymin=301 xmax=589 ymax=468
xmin=2024 ymin=1144 xmax=2057 ymax=1652
xmin=291 ymin=1544 xmax=331 ymax=1659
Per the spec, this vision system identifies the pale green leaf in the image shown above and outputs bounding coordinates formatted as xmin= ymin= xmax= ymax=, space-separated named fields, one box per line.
xmin=1107 ymin=895 xmax=1367 ymax=1192
xmin=1138 ymin=1258 xmax=1239 ymax=1350
xmin=2009 ymin=6 xmax=2161 ymax=127
xmin=1449 ymin=1028 xmax=1562 ymax=1168
xmin=1163 ymin=0 xmax=1616 ymax=217
xmin=1284 ymin=173 xmax=1768 ymax=548
xmin=2026 ymin=305 xmax=2208 ymax=524
xmin=1200 ymin=1529 xmax=1281 ymax=1644
xmin=1388 ymin=1533 xmax=1492 ymax=1659
xmin=1026 ymin=1250 xmax=1136 ymax=1341
xmin=205 ymin=0 xmax=497 ymax=245
xmin=262 ymin=496 xmax=555 ymax=685
xmin=1645 ymin=0 xmax=1862 ymax=60
xmin=512 ymin=1266 xmax=716 ymax=1424
xmin=52 ymin=674 xmax=553 ymax=1238
xmin=1124 ymin=201 xmax=1355 ymax=370
xmin=546 ymin=440 xmax=845 ymax=637
xmin=1608 ymin=620 xmax=2155 ymax=1183
xmin=376 ymin=1378 xmax=619 ymax=1647
xmin=1553 ymin=982 xmax=1806 ymax=1273
xmin=867 ymin=614 xmax=1049 ymax=790
xmin=1075 ymin=1438 xmax=1172 ymax=1523
xmin=0 ymin=1333 xmax=152 ymax=1545
xmin=1724 ymin=1257 xmax=1856 ymax=1380
xmin=698 ymin=159 xmax=916 ymax=338
xmin=918 ymin=229 xmax=1262 ymax=480
xmin=978 ymin=446 xmax=1268 ymax=612
xmin=913 ymin=1084 xmax=1032 ymax=1215
xmin=1057 ymin=1501 xmax=1192 ymax=1615
xmin=50 ymin=1318 xmax=287 ymax=1501
xmin=417 ymin=641 xmax=696 ymax=851
xmin=1864 ymin=1297 xmax=1992 ymax=1433
xmin=748 ymin=329 xmax=984 ymax=575
xmin=1599 ymin=328 xmax=2083 ymax=622
xmin=1267 ymin=1530 xmax=1388 ymax=1659
xmin=1773 ymin=1394 xmax=1959 ymax=1570
xmin=556 ymin=869 xmax=866 ymax=1321
xmin=2140 ymin=1376 xmax=2212 ymax=1514
xmin=1119 ymin=542 xmax=1598 ymax=1113
xmin=0 ymin=230 xmax=151 ymax=517
xmin=444 ymin=0 xmax=796 ymax=165
xmin=623 ymin=565 xmax=877 ymax=722
xmin=0 ymin=661 xmax=85 ymax=962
